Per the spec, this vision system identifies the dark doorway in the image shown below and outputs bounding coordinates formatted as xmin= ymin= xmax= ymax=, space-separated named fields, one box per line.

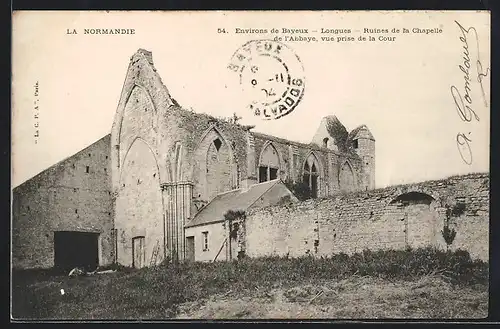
xmin=54 ymin=231 xmax=99 ymax=272
xmin=311 ymin=175 xmax=318 ymax=198
xmin=259 ymin=166 xmax=267 ymax=183
xmin=185 ymin=236 xmax=195 ymax=262
xmin=132 ymin=236 xmax=146 ymax=269
xmin=269 ymin=168 xmax=278 ymax=180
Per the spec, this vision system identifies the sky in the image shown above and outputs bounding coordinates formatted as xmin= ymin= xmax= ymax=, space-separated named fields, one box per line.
xmin=12 ymin=11 xmax=490 ymax=188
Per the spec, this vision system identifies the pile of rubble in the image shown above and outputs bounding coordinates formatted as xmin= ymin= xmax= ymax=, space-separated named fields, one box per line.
xmin=68 ymin=267 xmax=116 ymax=277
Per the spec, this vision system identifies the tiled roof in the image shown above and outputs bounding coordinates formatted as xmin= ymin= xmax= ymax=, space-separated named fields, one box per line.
xmin=185 ymin=180 xmax=282 ymax=228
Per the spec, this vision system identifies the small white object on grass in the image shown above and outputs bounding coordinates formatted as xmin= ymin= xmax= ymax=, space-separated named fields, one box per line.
xmin=60 ymin=289 xmax=65 ymax=295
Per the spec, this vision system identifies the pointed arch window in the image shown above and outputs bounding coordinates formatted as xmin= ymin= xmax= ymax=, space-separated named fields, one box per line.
xmin=259 ymin=143 xmax=280 ymax=183
xmin=213 ymin=138 xmax=222 ymax=151
xmin=303 ymin=154 xmax=319 ymax=198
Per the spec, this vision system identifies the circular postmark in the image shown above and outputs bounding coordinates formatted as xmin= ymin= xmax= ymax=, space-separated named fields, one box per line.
xmin=227 ymin=39 xmax=305 ymax=120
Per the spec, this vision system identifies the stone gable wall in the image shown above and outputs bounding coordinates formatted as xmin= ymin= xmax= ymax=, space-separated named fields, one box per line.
xmin=12 ymin=136 xmax=113 ymax=269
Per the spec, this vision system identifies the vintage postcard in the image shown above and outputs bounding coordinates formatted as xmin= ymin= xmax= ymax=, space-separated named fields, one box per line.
xmin=11 ymin=10 xmax=490 ymax=320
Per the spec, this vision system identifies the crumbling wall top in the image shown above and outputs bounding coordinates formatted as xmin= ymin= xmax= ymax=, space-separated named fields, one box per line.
xmin=131 ymin=48 xmax=154 ymax=66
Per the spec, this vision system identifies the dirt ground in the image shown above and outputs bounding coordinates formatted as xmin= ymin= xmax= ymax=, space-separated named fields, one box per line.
xmin=175 ymin=275 xmax=488 ymax=319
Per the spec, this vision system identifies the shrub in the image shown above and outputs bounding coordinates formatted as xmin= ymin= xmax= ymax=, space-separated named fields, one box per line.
xmin=442 ymin=225 xmax=457 ymax=249
xmin=442 ymin=204 xmax=458 ymax=250
xmin=284 ymin=179 xmax=313 ymax=201
xmin=223 ymin=210 xmax=246 ymax=238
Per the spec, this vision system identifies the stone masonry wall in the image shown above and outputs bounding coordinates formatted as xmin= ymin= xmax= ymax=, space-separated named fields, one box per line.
xmin=246 ymin=173 xmax=489 ymax=261
xmin=12 ymin=135 xmax=113 ymax=269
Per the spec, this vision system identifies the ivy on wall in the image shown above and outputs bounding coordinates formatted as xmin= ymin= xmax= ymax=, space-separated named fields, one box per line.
xmin=441 ymin=202 xmax=465 ymax=251
xmin=284 ymin=179 xmax=313 ymax=201
xmin=325 ymin=118 xmax=348 ymax=152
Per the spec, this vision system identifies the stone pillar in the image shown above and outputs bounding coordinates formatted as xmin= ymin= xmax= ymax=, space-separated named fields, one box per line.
xmin=288 ymin=145 xmax=294 ymax=182
xmin=288 ymin=145 xmax=300 ymax=184
xmin=161 ymin=183 xmax=173 ymax=260
xmin=327 ymin=153 xmax=335 ymax=196
xmin=244 ymin=131 xmax=258 ymax=188
xmin=161 ymin=181 xmax=193 ymax=262
xmin=161 ymin=182 xmax=193 ymax=260
xmin=177 ymin=181 xmax=192 ymax=261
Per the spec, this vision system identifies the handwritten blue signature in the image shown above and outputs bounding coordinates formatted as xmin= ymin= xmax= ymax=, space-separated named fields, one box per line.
xmin=450 ymin=20 xmax=489 ymax=165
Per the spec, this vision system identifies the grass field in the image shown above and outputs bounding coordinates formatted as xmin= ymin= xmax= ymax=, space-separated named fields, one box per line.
xmin=11 ymin=247 xmax=489 ymax=320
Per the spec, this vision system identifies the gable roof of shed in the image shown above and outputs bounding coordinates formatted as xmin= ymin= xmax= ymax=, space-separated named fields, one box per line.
xmin=185 ymin=179 xmax=287 ymax=228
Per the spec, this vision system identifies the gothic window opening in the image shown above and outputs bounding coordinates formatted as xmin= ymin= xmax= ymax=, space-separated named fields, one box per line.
xmin=259 ymin=143 xmax=280 ymax=183
xmin=353 ymin=140 xmax=359 ymax=149
xmin=323 ymin=137 xmax=329 ymax=148
xmin=259 ymin=166 xmax=267 ymax=183
xmin=202 ymin=131 xmax=234 ymax=201
xmin=269 ymin=167 xmax=278 ymax=180
xmin=303 ymin=154 xmax=320 ymax=198
xmin=213 ymin=138 xmax=222 ymax=152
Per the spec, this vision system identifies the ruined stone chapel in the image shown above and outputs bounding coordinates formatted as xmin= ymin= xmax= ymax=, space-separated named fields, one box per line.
xmin=13 ymin=49 xmax=378 ymax=270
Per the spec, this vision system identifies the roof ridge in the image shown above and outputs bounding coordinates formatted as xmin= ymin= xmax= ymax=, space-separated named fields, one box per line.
xmin=246 ymin=179 xmax=280 ymax=209
xmin=207 ymin=179 xmax=278 ymax=199
xmin=187 ymin=179 xmax=282 ymax=227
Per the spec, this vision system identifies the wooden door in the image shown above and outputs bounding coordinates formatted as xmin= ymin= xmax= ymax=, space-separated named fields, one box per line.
xmin=185 ymin=236 xmax=195 ymax=262
xmin=132 ymin=236 xmax=145 ymax=269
